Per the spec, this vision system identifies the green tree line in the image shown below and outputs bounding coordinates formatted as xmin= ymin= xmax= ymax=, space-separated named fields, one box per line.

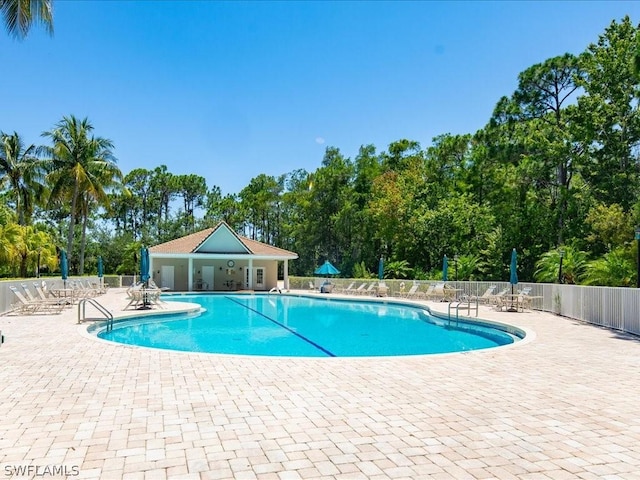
xmin=3 ymin=17 xmax=640 ymax=286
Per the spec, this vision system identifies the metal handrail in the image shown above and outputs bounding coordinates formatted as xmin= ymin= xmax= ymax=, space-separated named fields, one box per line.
xmin=448 ymin=295 xmax=479 ymax=321
xmin=78 ymin=298 xmax=114 ymax=332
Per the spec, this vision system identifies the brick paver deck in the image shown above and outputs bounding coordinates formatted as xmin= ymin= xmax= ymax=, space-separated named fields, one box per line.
xmin=1 ymin=288 xmax=639 ymax=479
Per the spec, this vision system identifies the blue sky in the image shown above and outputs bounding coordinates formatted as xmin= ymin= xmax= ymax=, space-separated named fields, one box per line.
xmin=2 ymin=1 xmax=640 ymax=195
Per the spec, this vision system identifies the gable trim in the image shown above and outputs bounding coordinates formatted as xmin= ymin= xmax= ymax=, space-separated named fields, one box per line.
xmin=193 ymin=222 xmax=252 ymax=254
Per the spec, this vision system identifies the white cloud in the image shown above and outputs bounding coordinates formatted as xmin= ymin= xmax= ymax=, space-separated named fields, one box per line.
xmin=315 ymin=137 xmax=325 ymax=145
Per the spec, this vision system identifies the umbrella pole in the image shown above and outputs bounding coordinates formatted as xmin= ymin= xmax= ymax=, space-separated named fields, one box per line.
xmin=508 ymin=284 xmax=516 ymax=312
xmin=137 ymin=284 xmax=152 ymax=310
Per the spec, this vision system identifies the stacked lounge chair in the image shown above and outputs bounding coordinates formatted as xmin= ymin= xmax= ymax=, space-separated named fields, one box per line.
xmin=8 ymin=286 xmax=66 ymax=315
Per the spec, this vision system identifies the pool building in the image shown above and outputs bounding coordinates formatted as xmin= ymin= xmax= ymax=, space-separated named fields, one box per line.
xmin=149 ymin=221 xmax=298 ymax=292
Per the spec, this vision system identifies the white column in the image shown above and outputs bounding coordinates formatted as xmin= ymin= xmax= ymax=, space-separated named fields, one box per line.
xmin=283 ymin=260 xmax=289 ymax=291
xmin=149 ymin=257 xmax=154 ymax=285
xmin=248 ymin=259 xmax=253 ymax=290
xmin=188 ymin=257 xmax=193 ymax=291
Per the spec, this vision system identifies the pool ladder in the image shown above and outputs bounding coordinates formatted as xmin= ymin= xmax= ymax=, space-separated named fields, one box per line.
xmin=78 ymin=298 xmax=114 ymax=332
xmin=448 ymin=295 xmax=479 ymax=321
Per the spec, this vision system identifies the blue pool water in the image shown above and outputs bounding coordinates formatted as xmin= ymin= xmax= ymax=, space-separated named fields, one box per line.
xmin=97 ymin=294 xmax=519 ymax=357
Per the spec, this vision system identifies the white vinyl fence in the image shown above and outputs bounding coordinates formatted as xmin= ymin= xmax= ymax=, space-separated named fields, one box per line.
xmin=294 ymin=277 xmax=640 ymax=337
xmin=2 ymin=275 xmax=639 ymax=337
xmin=0 ymin=276 xmax=122 ymax=315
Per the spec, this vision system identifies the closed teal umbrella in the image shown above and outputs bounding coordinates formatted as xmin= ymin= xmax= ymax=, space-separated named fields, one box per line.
xmin=442 ymin=255 xmax=448 ymax=282
xmin=140 ymin=247 xmax=150 ymax=285
xmin=139 ymin=247 xmax=151 ymax=309
xmin=510 ymin=248 xmax=518 ymax=287
xmin=60 ymin=249 xmax=68 ymax=288
xmin=378 ymin=257 xmax=384 ymax=281
xmin=508 ymin=248 xmax=519 ymax=311
xmin=97 ymin=255 xmax=104 ymax=290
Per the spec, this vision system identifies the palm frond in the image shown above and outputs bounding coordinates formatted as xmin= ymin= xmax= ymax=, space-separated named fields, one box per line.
xmin=1 ymin=0 xmax=53 ymax=39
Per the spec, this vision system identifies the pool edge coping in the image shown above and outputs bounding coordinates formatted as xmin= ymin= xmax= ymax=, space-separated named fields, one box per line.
xmin=79 ymin=292 xmax=536 ymax=359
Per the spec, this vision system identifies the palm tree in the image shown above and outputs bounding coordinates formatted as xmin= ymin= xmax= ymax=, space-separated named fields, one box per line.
xmin=384 ymin=259 xmax=411 ymax=279
xmin=534 ymin=246 xmax=588 ymax=284
xmin=0 ymin=131 xmax=45 ymax=225
xmin=1 ymin=0 xmax=53 ymax=39
xmin=456 ymin=254 xmax=486 ymax=281
xmin=0 ymin=221 xmax=20 ymax=274
xmin=41 ymin=115 xmax=122 ymax=272
xmin=583 ymin=249 xmax=635 ymax=287
xmin=13 ymin=224 xmax=57 ymax=278
xmin=76 ymin=160 xmax=122 ymax=274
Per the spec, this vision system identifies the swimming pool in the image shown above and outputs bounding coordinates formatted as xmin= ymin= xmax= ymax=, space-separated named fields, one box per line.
xmin=97 ymin=294 xmax=522 ymax=357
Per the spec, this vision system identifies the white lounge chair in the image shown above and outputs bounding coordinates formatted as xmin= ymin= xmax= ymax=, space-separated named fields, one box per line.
xmin=516 ymin=288 xmax=536 ymax=311
xmin=336 ymin=282 xmax=355 ymax=294
xmin=425 ymin=283 xmax=445 ymax=300
xmin=71 ymin=280 xmax=99 ymax=298
xmin=32 ymin=282 xmax=69 ymax=308
xmin=352 ymin=283 xmax=368 ymax=295
xmin=358 ymin=284 xmax=376 ymax=296
xmin=124 ymin=283 xmax=144 ymax=309
xmin=518 ymin=287 xmax=532 ymax=295
xmin=402 ymin=284 xmax=419 ymax=298
xmin=427 ymin=283 xmax=457 ymax=302
xmin=9 ymin=286 xmax=66 ymax=315
xmin=470 ymin=285 xmax=496 ymax=304
xmin=375 ymin=282 xmax=389 ymax=297
xmin=124 ymin=283 xmax=165 ymax=310
xmin=340 ymin=282 xmax=356 ymax=294
xmin=149 ymin=279 xmax=170 ymax=291
xmin=80 ymin=279 xmax=102 ymax=296
xmin=491 ymin=289 xmax=510 ymax=311
xmin=417 ymin=284 xmax=436 ymax=299
xmin=6 ymin=287 xmax=39 ymax=314
xmin=145 ymin=286 xmax=166 ymax=309
xmin=20 ymin=283 xmax=40 ymax=303
xmin=23 ymin=283 xmax=70 ymax=308
xmin=94 ymin=278 xmax=109 ymax=294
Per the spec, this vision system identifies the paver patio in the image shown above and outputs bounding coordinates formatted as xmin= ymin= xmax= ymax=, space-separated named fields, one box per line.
xmin=1 ymin=288 xmax=640 ymax=479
